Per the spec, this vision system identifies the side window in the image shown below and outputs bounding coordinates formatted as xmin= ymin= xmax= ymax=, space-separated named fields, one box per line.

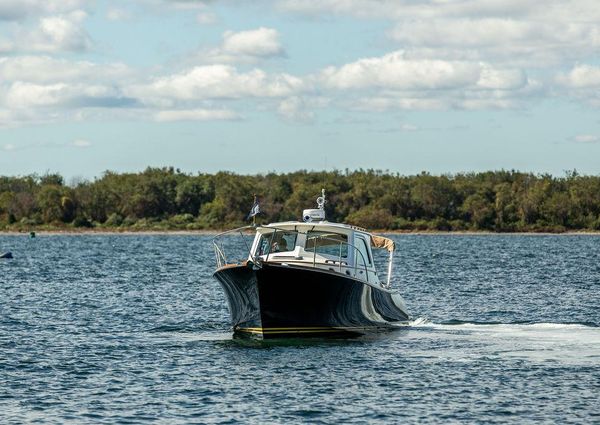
xmin=305 ymin=232 xmax=348 ymax=258
xmin=356 ymin=237 xmax=372 ymax=266
xmin=256 ymin=231 xmax=297 ymax=255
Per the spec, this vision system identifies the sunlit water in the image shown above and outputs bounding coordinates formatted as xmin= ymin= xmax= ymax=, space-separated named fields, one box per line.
xmin=1 ymin=234 xmax=599 ymax=423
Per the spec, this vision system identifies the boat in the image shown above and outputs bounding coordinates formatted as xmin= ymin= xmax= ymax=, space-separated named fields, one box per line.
xmin=212 ymin=190 xmax=410 ymax=339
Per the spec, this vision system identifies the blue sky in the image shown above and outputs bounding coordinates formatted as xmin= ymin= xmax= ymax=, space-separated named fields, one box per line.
xmin=1 ymin=0 xmax=600 ymax=180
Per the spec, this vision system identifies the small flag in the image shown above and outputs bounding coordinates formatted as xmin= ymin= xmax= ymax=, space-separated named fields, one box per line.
xmin=247 ymin=197 xmax=260 ymax=220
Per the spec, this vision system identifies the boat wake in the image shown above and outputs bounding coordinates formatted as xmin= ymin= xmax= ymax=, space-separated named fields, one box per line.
xmin=405 ymin=317 xmax=600 ymax=365
xmin=408 ymin=317 xmax=598 ymax=329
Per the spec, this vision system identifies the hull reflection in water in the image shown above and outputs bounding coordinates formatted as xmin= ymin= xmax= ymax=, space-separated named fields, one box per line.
xmin=214 ymin=262 xmax=409 ymax=339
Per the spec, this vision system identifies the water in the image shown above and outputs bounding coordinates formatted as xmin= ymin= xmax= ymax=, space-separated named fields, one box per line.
xmin=1 ymin=234 xmax=599 ymax=423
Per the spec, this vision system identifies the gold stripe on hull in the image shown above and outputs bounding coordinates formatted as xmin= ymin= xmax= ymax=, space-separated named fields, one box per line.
xmin=235 ymin=326 xmax=385 ymax=335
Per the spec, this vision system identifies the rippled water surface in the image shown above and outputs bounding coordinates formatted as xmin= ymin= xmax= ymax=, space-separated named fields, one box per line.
xmin=1 ymin=234 xmax=599 ymax=423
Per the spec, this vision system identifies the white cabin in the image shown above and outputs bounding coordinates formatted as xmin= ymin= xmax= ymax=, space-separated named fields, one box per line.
xmin=248 ymin=221 xmax=394 ymax=287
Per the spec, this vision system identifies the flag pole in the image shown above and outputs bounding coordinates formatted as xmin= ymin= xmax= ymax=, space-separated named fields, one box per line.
xmin=252 ymin=193 xmax=256 ymax=226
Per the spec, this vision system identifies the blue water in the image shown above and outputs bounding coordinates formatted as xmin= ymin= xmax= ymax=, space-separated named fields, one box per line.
xmin=1 ymin=234 xmax=599 ymax=423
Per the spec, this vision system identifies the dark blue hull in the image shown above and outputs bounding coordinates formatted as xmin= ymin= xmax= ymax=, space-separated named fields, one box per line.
xmin=213 ymin=262 xmax=409 ymax=339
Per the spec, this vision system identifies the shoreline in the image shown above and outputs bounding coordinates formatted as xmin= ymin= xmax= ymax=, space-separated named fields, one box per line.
xmin=1 ymin=229 xmax=600 ymax=236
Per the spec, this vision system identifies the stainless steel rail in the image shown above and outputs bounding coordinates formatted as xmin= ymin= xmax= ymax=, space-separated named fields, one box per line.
xmin=212 ymin=225 xmax=255 ymax=268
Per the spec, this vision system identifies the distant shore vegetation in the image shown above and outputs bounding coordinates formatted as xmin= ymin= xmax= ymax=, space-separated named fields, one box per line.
xmin=1 ymin=168 xmax=600 ymax=233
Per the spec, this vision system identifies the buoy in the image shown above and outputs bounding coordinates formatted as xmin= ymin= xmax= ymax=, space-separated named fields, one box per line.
xmin=0 ymin=252 xmax=13 ymax=259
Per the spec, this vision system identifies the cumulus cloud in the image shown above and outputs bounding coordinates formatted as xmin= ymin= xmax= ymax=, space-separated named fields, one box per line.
xmin=130 ymin=65 xmax=304 ymax=106
xmin=3 ymin=11 xmax=93 ymax=53
xmin=556 ymin=64 xmax=600 ymax=106
xmin=320 ymin=51 xmax=480 ymax=90
xmin=558 ymin=64 xmax=600 ymax=88
xmin=222 ymin=28 xmax=284 ymax=57
xmin=0 ymin=54 xmax=139 ymax=126
xmin=30 ymin=11 xmax=91 ymax=52
xmin=320 ymin=50 xmax=527 ymax=92
xmin=318 ymin=50 xmax=537 ymax=110
xmin=0 ymin=53 xmax=303 ymax=126
xmin=4 ymin=82 xmax=134 ymax=110
xmin=195 ymin=27 xmax=285 ymax=64
xmin=477 ymin=65 xmax=527 ymax=90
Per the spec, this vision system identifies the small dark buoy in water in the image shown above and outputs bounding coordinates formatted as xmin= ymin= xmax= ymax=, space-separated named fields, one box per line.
xmin=30 ymin=231 xmax=36 ymax=238
xmin=0 ymin=252 xmax=13 ymax=259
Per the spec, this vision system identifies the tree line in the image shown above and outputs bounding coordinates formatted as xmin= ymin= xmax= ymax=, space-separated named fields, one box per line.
xmin=1 ymin=168 xmax=600 ymax=232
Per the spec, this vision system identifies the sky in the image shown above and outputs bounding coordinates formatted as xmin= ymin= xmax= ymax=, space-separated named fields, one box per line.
xmin=1 ymin=0 xmax=600 ymax=180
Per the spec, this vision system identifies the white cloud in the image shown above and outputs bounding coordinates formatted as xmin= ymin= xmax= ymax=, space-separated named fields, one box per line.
xmin=0 ymin=0 xmax=87 ymax=21
xmin=30 ymin=11 xmax=91 ymax=52
xmin=320 ymin=51 xmax=480 ymax=90
xmin=155 ymin=108 xmax=240 ymax=122
xmin=72 ymin=139 xmax=92 ymax=147
xmin=477 ymin=65 xmax=526 ymax=90
xmin=199 ymin=27 xmax=285 ymax=63
xmin=5 ymin=82 xmax=69 ymax=108
xmin=279 ymin=0 xmax=600 ymax=22
xmin=320 ymin=50 xmax=528 ymax=92
xmin=390 ymin=19 xmax=598 ymax=48
xmin=558 ymin=65 xmax=600 ymax=88
xmin=318 ymin=51 xmax=537 ymax=111
xmin=349 ymin=97 xmax=446 ymax=112
xmin=572 ymin=134 xmax=600 ymax=143
xmin=0 ymin=55 xmax=137 ymax=126
xmin=389 ymin=19 xmax=600 ymax=66
xmin=277 ymin=97 xmax=314 ymax=123
xmin=222 ymin=27 xmax=283 ymax=57
xmin=5 ymin=82 xmax=129 ymax=109
xmin=130 ymin=65 xmax=304 ymax=105
xmin=0 ymin=56 xmax=132 ymax=84
xmin=3 ymin=11 xmax=92 ymax=53
xmin=556 ymin=65 xmax=600 ymax=106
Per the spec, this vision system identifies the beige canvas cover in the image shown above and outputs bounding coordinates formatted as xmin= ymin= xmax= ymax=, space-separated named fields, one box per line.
xmin=371 ymin=235 xmax=395 ymax=252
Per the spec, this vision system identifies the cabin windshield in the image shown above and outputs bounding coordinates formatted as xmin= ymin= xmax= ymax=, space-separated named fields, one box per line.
xmin=255 ymin=230 xmax=298 ymax=256
xmin=305 ymin=231 xmax=348 ymax=258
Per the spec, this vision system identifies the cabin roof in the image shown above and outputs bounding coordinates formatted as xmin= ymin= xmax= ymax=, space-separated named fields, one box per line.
xmin=260 ymin=220 xmax=366 ymax=234
xmin=258 ymin=221 xmax=395 ymax=252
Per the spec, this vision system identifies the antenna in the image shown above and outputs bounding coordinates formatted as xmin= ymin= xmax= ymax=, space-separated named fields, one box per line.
xmin=316 ymin=188 xmax=326 ymax=210
xmin=303 ymin=189 xmax=327 ymax=223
